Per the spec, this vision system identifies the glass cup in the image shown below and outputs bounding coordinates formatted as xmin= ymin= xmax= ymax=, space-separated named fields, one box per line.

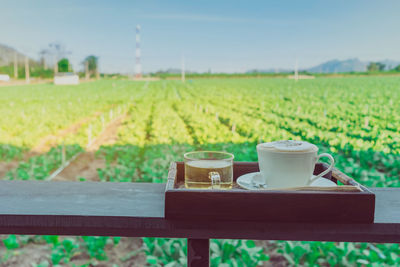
xmin=184 ymin=151 xmax=234 ymax=189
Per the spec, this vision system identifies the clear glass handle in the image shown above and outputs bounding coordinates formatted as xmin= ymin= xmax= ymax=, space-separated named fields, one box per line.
xmin=209 ymin=172 xmax=221 ymax=189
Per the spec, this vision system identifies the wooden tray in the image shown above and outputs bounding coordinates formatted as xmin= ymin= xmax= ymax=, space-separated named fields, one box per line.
xmin=165 ymin=162 xmax=375 ymax=223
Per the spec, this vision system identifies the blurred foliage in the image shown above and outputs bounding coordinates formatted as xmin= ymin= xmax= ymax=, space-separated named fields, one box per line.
xmin=367 ymin=62 xmax=385 ymax=72
xmin=0 ymin=64 xmax=54 ymax=78
xmin=57 ymin=58 xmax=70 ymax=73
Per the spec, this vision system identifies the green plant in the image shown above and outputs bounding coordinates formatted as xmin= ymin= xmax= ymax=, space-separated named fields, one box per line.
xmin=49 ymin=237 xmax=80 ymax=265
xmin=276 ymin=241 xmax=400 ymax=266
xmin=2 ymin=235 xmax=20 ymax=249
xmin=210 ymin=239 xmax=269 ymax=266
xmin=81 ymin=236 xmax=110 ymax=260
xmin=142 ymin=238 xmax=187 ymax=266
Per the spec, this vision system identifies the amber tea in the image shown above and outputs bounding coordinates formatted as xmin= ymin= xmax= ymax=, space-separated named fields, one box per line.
xmin=185 ymin=160 xmax=233 ymax=189
xmin=184 ymin=151 xmax=234 ymax=189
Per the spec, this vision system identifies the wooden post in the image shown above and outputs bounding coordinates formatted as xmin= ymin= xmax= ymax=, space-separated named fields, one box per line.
xmin=25 ymin=56 xmax=30 ymax=84
xmin=85 ymin=61 xmax=89 ymax=80
xmin=87 ymin=124 xmax=92 ymax=147
xmin=187 ymin=239 xmax=209 ymax=267
xmin=181 ymin=55 xmax=185 ymax=83
xmin=61 ymin=142 xmax=66 ymax=167
xmin=96 ymin=59 xmax=100 ymax=79
xmin=14 ymin=52 xmax=18 ymax=79
xmin=54 ymin=55 xmax=58 ymax=75
xmin=364 ymin=117 xmax=369 ymax=128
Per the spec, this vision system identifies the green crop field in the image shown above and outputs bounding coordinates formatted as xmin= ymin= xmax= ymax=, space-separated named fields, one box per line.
xmin=1 ymin=77 xmax=400 ymax=266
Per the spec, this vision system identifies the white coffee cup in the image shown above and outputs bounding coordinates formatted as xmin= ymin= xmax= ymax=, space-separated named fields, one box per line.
xmin=256 ymin=140 xmax=334 ymax=188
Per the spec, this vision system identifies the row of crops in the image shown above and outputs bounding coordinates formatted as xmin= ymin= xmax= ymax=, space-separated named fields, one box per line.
xmin=0 ymin=77 xmax=400 ymax=266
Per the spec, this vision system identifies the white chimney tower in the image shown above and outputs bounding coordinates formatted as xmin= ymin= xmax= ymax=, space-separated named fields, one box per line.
xmin=135 ymin=25 xmax=142 ymax=78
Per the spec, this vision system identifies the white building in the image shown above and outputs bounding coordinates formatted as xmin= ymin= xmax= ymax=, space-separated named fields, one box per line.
xmin=54 ymin=73 xmax=79 ymax=85
xmin=0 ymin=74 xmax=10 ymax=82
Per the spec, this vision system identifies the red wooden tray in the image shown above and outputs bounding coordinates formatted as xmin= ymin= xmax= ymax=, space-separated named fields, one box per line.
xmin=165 ymin=162 xmax=375 ymax=223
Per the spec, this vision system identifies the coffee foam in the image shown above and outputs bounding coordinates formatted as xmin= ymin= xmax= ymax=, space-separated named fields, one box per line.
xmin=258 ymin=140 xmax=317 ymax=153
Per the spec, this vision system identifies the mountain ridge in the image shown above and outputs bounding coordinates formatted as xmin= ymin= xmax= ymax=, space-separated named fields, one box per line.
xmin=248 ymin=58 xmax=400 ymax=74
xmin=306 ymin=58 xmax=400 ymax=73
xmin=0 ymin=44 xmax=28 ymax=66
xmin=306 ymin=58 xmax=367 ymax=73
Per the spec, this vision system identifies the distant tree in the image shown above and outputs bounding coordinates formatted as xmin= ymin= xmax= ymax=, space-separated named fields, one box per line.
xmin=83 ymin=55 xmax=98 ymax=73
xmin=48 ymin=43 xmax=71 ymax=74
xmin=367 ymin=62 xmax=385 ymax=72
xmin=57 ymin=58 xmax=70 ymax=72
xmin=393 ymin=64 xmax=400 ymax=72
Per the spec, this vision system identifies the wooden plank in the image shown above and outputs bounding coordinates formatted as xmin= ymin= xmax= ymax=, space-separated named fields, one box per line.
xmin=0 ymin=180 xmax=164 ymax=217
xmin=0 ymin=181 xmax=399 ymax=243
xmin=372 ymin=188 xmax=400 ymax=223
xmin=188 ymin=239 xmax=209 ymax=267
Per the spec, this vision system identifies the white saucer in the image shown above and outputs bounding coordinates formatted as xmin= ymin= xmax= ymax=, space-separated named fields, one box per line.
xmin=236 ymin=172 xmax=337 ymax=190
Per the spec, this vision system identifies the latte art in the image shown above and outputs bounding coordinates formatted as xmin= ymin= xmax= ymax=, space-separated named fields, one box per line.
xmin=259 ymin=140 xmax=317 ymax=152
xmin=276 ymin=140 xmax=303 ymax=147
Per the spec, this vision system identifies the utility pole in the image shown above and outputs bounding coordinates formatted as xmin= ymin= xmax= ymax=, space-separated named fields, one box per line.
xmin=181 ymin=54 xmax=185 ymax=82
xmin=54 ymin=55 xmax=58 ymax=75
xmin=40 ymin=49 xmax=47 ymax=70
xmin=25 ymin=56 xmax=30 ymax=84
xmin=294 ymin=58 xmax=299 ymax=82
xmin=96 ymin=58 xmax=100 ymax=79
xmin=13 ymin=52 xmax=18 ymax=79
xmin=43 ymin=56 xmax=47 ymax=69
xmin=85 ymin=60 xmax=89 ymax=80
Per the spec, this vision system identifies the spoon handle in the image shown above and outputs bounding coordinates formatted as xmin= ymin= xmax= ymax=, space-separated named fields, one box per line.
xmin=332 ymin=168 xmax=357 ymax=186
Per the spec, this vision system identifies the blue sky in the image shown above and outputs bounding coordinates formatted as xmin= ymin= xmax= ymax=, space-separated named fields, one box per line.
xmin=1 ymin=0 xmax=400 ymax=73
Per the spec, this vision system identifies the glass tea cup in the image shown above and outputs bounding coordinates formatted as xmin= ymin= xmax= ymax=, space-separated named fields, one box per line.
xmin=184 ymin=151 xmax=234 ymax=189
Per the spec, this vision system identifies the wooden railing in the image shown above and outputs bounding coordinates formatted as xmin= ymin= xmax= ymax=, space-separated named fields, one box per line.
xmin=0 ymin=180 xmax=399 ymax=266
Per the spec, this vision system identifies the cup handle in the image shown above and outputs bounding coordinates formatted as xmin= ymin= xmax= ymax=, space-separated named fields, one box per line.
xmin=209 ymin=172 xmax=221 ymax=189
xmin=308 ymin=153 xmax=335 ymax=185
